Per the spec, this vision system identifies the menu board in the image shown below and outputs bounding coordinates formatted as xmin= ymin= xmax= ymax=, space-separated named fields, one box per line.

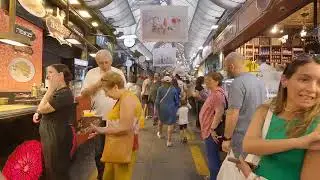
xmin=0 ymin=10 xmax=43 ymax=92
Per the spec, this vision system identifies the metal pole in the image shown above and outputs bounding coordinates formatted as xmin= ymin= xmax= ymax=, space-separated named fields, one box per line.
xmin=314 ymin=0 xmax=318 ymax=28
xmin=66 ymin=0 xmax=70 ymax=25
xmin=8 ymin=0 xmax=16 ymax=32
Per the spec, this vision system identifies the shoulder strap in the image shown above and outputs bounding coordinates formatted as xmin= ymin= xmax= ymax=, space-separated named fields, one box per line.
xmin=217 ymin=89 xmax=228 ymax=110
xmin=112 ymin=91 xmax=131 ymax=109
xmin=262 ymin=108 xmax=273 ymax=139
xmin=223 ymin=93 xmax=228 ymax=110
xmin=160 ymin=87 xmax=171 ymax=104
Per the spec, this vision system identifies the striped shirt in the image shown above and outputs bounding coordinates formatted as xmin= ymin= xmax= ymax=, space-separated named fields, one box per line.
xmin=199 ymin=87 xmax=226 ymax=139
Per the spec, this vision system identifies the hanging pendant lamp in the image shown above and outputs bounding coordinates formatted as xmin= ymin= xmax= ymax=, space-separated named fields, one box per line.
xmin=0 ymin=0 xmax=31 ymax=46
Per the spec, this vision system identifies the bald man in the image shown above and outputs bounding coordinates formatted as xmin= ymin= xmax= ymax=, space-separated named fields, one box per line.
xmin=81 ymin=49 xmax=126 ymax=180
xmin=222 ymin=52 xmax=266 ymax=158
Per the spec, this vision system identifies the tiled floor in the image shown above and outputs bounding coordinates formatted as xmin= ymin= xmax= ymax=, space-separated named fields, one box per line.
xmin=132 ymin=119 xmax=206 ymax=180
xmin=86 ymin=117 xmax=209 ymax=180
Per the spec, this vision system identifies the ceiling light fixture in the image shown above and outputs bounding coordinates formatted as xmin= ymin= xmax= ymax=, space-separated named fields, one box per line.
xmin=117 ymin=34 xmax=137 ymax=40
xmin=64 ymin=0 xmax=80 ymax=4
xmin=279 ymin=35 xmax=288 ymax=43
xmin=65 ymin=38 xmax=81 ymax=45
xmin=300 ymin=26 xmax=307 ymax=37
xmin=271 ymin=25 xmax=278 ymax=34
xmin=0 ymin=0 xmax=31 ymax=46
xmin=78 ymin=10 xmax=92 ymax=18
xmin=211 ymin=25 xmax=219 ymax=30
xmin=91 ymin=21 xmax=99 ymax=27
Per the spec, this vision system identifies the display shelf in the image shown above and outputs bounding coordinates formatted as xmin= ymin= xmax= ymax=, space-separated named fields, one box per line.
xmin=236 ymin=36 xmax=306 ymax=67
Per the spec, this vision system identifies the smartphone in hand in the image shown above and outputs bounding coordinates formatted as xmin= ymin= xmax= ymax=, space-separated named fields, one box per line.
xmin=227 ymin=157 xmax=240 ymax=164
xmin=227 ymin=157 xmax=257 ymax=169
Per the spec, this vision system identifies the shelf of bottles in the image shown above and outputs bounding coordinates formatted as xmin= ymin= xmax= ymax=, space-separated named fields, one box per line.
xmin=237 ymin=37 xmax=305 ymax=67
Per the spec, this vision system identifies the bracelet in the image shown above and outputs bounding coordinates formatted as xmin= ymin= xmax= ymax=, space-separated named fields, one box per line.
xmin=247 ymin=172 xmax=258 ymax=180
xmin=222 ymin=136 xmax=232 ymax=141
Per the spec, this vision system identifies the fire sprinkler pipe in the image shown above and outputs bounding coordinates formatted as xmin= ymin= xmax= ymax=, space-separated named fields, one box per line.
xmin=314 ymin=0 xmax=318 ymax=28
xmin=8 ymin=0 xmax=16 ymax=33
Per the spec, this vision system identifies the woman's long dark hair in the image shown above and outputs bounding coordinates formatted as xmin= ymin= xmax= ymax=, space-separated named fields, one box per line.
xmin=49 ymin=64 xmax=73 ymax=86
xmin=195 ymin=76 xmax=204 ymax=91
xmin=271 ymin=54 xmax=320 ymax=138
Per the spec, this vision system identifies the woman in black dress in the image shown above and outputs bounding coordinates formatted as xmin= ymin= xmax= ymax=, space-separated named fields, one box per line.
xmin=33 ymin=64 xmax=74 ymax=180
xmin=193 ymin=76 xmax=208 ymax=129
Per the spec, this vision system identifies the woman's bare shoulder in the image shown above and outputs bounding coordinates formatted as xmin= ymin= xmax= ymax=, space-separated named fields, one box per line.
xmin=255 ymin=103 xmax=270 ymax=117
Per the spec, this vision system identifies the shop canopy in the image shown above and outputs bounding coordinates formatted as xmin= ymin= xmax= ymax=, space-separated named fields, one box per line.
xmin=84 ymin=0 xmax=245 ymax=65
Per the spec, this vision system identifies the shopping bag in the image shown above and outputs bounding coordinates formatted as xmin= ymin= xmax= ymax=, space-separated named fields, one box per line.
xmin=139 ymin=114 xmax=145 ymax=129
xmin=217 ymin=150 xmax=245 ymax=180
xmin=101 ymin=132 xmax=134 ymax=164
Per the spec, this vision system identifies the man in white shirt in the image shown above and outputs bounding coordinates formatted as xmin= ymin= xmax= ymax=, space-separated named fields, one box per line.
xmin=257 ymin=59 xmax=281 ymax=99
xmin=81 ymin=49 xmax=126 ymax=180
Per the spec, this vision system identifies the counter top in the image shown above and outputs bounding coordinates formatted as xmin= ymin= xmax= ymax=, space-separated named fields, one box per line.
xmin=0 ymin=105 xmax=37 ymax=121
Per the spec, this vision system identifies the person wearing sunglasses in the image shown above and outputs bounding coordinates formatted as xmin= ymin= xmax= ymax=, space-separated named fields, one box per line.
xmin=239 ymin=54 xmax=320 ymax=180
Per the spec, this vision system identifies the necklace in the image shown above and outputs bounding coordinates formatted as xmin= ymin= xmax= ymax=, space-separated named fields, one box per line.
xmin=284 ymin=106 xmax=310 ymax=114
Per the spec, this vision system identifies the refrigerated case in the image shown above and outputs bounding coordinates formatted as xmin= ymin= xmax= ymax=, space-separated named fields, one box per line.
xmin=73 ymin=59 xmax=89 ymax=96
xmin=61 ymin=58 xmax=89 ymax=97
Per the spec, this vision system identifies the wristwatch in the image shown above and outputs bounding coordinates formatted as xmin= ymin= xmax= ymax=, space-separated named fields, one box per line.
xmin=222 ymin=136 xmax=232 ymax=141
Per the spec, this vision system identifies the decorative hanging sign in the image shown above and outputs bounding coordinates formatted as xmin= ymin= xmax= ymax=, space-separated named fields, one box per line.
xmin=46 ymin=8 xmax=71 ymax=46
xmin=15 ymin=25 xmax=36 ymax=41
xmin=18 ymin=0 xmax=46 ymax=18
xmin=141 ymin=6 xmax=188 ymax=42
xmin=153 ymin=47 xmax=177 ymax=67
xmin=13 ymin=25 xmax=35 ymax=55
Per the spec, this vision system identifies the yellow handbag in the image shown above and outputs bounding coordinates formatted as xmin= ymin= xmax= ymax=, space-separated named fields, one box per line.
xmin=101 ymin=132 xmax=134 ymax=164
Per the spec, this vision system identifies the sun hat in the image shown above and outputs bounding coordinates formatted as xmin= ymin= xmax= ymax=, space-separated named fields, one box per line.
xmin=162 ymin=76 xmax=172 ymax=82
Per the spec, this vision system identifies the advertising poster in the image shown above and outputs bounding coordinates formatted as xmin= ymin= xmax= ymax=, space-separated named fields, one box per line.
xmin=141 ymin=6 xmax=188 ymax=42
xmin=153 ymin=47 xmax=177 ymax=67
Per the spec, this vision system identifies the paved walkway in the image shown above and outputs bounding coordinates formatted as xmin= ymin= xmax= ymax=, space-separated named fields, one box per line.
xmin=132 ymin=118 xmax=209 ymax=180
xmin=88 ymin=116 xmax=213 ymax=180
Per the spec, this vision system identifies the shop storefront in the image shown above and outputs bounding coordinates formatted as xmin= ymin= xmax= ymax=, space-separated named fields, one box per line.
xmin=0 ymin=0 xmax=113 ymax=169
xmin=0 ymin=3 xmax=46 ymax=166
xmin=211 ymin=0 xmax=316 ymax=98
xmin=212 ymin=0 xmax=314 ymax=56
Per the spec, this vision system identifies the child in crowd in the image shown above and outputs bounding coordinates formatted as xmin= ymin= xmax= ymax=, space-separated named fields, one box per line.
xmin=177 ymin=100 xmax=192 ymax=143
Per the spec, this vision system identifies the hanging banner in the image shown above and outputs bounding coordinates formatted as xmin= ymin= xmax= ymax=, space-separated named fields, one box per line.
xmin=153 ymin=47 xmax=177 ymax=67
xmin=46 ymin=8 xmax=71 ymax=46
xmin=141 ymin=6 xmax=188 ymax=42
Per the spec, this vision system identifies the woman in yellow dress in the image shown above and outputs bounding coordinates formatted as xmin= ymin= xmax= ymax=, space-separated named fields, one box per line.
xmin=90 ymin=71 xmax=143 ymax=180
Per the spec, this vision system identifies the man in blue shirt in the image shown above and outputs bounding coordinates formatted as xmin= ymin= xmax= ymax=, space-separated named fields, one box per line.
xmin=222 ymin=52 xmax=266 ymax=158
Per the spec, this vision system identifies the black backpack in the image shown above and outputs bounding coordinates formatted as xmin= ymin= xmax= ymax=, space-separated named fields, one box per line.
xmin=215 ymin=92 xmax=228 ymax=137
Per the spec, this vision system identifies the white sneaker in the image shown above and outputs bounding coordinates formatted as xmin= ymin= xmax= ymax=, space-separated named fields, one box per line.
xmin=157 ymin=132 xmax=164 ymax=139
xmin=166 ymin=141 xmax=173 ymax=147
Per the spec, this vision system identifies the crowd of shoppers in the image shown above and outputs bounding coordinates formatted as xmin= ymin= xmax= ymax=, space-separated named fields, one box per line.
xmin=18 ymin=48 xmax=319 ymax=180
